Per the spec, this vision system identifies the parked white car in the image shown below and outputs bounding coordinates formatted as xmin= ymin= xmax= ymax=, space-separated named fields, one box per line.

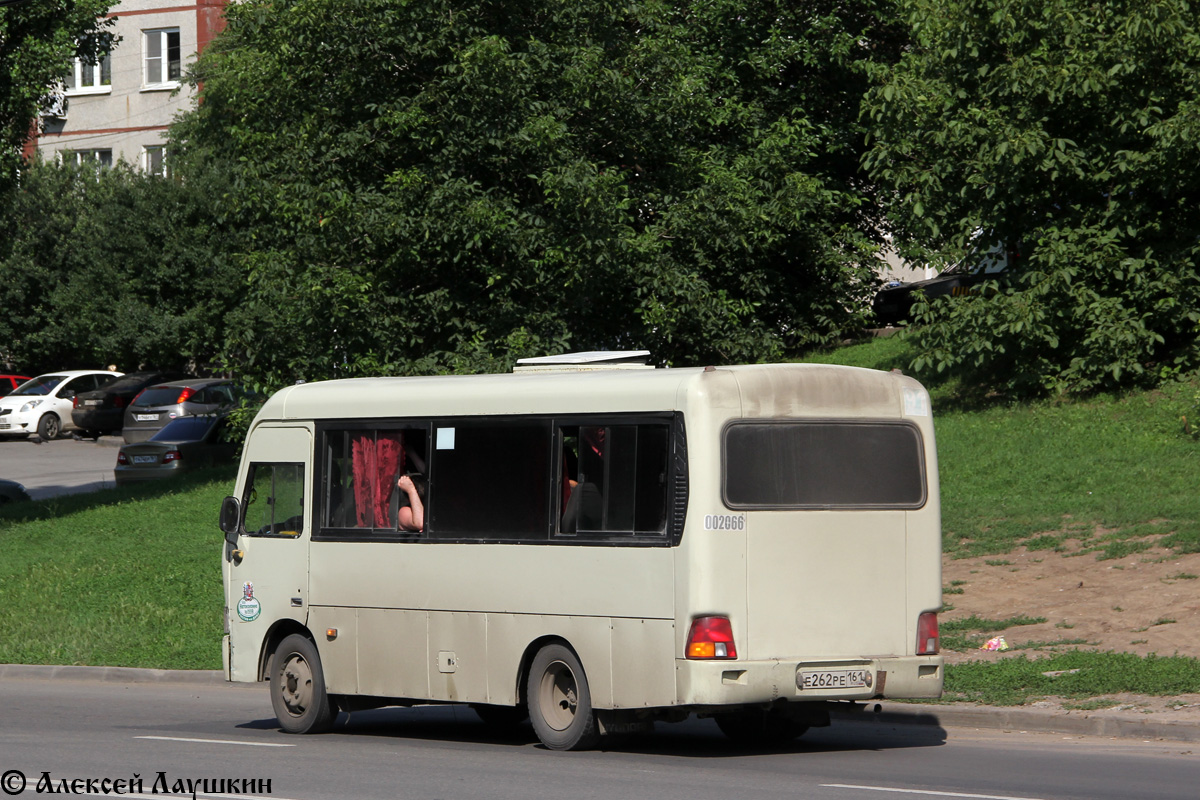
xmin=0 ymin=370 xmax=123 ymax=440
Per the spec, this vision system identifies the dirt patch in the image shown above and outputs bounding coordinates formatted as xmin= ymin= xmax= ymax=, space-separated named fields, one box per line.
xmin=939 ymin=542 xmax=1200 ymax=719
xmin=942 ymin=543 xmax=1200 ymax=663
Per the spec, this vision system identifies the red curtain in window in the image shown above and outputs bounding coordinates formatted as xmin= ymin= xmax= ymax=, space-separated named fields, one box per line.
xmin=351 ymin=432 xmax=405 ymax=528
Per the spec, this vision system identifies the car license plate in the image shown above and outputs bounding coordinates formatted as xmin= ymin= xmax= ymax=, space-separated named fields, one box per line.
xmin=797 ymin=668 xmax=872 ymax=690
xmin=132 ymin=455 xmax=157 ymax=464
xmin=135 ymin=414 xmax=158 ymax=422
xmin=85 ymin=399 xmax=102 ymax=406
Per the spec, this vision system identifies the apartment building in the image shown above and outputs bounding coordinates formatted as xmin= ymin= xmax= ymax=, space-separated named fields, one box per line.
xmin=29 ymin=0 xmax=228 ymax=174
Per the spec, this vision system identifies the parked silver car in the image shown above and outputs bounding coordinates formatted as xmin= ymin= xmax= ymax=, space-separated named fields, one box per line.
xmin=115 ymin=415 xmax=237 ymax=485
xmin=122 ymin=378 xmax=237 ymax=444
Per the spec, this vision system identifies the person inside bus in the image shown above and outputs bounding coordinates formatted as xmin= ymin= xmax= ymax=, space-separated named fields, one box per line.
xmin=396 ymin=473 xmax=425 ymax=532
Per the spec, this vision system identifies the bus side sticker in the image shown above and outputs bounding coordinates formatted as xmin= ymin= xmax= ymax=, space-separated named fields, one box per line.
xmin=704 ymin=514 xmax=747 ymax=532
xmin=902 ymin=387 xmax=930 ymax=417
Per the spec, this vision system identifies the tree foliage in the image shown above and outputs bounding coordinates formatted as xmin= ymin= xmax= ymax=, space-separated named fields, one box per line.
xmin=0 ymin=0 xmax=115 ymax=196
xmin=0 ymin=160 xmax=240 ymax=374
xmin=864 ymin=0 xmax=1200 ymax=395
xmin=173 ymin=0 xmax=906 ymax=385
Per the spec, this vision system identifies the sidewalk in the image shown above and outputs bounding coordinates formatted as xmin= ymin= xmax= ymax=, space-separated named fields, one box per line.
xmin=3 ymin=664 xmax=1199 ymax=743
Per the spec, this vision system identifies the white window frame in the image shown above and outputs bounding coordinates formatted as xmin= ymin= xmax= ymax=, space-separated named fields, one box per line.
xmin=65 ymin=149 xmax=113 ymax=168
xmin=143 ymin=28 xmax=182 ymax=89
xmin=64 ymin=52 xmax=112 ymax=95
xmin=143 ymin=145 xmax=170 ymax=177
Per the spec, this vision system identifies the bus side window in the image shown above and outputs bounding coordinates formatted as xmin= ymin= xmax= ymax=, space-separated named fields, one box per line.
xmin=429 ymin=422 xmax=551 ymax=541
xmin=323 ymin=427 xmax=428 ymax=532
xmin=244 ymin=463 xmax=305 ymax=536
xmin=560 ymin=423 xmax=669 ymax=536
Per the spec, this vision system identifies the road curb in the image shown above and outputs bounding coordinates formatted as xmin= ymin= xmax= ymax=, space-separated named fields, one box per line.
xmin=4 ymin=664 xmax=1198 ymax=742
xmin=0 ymin=664 xmax=227 ymax=686
xmin=833 ymin=701 xmax=1200 ymax=744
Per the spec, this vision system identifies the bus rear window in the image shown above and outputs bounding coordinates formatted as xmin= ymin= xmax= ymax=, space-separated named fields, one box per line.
xmin=723 ymin=421 xmax=926 ymax=509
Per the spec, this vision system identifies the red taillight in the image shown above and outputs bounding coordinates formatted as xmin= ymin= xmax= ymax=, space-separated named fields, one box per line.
xmin=163 ymin=449 xmax=182 ymax=463
xmin=116 ymin=452 xmax=129 ymax=465
xmin=917 ymin=611 xmax=939 ymax=655
xmin=131 ymin=390 xmax=146 ymax=406
xmin=176 ymin=387 xmax=195 ymax=404
xmin=113 ymin=395 xmax=126 ymax=408
xmin=73 ymin=396 xmax=80 ymax=409
xmin=686 ymin=616 xmax=737 ymax=659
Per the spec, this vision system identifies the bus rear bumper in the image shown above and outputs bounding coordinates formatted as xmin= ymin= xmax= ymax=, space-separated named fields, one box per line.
xmin=675 ymin=655 xmax=943 ymax=707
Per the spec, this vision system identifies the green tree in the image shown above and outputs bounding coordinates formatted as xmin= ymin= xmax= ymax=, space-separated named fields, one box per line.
xmin=0 ymin=0 xmax=115 ymax=196
xmin=0 ymin=159 xmax=240 ymax=374
xmin=864 ymin=0 xmax=1200 ymax=395
xmin=173 ymin=0 xmax=907 ymax=386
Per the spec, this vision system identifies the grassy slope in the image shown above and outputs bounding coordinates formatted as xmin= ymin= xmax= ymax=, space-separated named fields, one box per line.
xmin=0 ymin=467 xmax=235 ymax=669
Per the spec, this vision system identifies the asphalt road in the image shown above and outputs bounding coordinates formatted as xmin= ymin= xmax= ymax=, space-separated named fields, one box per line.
xmin=0 ymin=435 xmax=121 ymax=499
xmin=0 ymin=676 xmax=1196 ymax=800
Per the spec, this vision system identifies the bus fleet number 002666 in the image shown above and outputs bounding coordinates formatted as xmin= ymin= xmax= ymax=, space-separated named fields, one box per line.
xmin=703 ymin=514 xmax=746 ymax=531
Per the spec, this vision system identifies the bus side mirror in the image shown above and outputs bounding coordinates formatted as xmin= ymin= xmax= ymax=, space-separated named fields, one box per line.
xmin=220 ymin=495 xmax=241 ymax=544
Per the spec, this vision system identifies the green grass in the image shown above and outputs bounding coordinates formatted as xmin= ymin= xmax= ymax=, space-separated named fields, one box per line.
xmin=0 ymin=467 xmax=235 ymax=669
xmin=944 ymin=652 xmax=1200 ymax=705
xmin=940 ymin=614 xmax=1047 ymax=652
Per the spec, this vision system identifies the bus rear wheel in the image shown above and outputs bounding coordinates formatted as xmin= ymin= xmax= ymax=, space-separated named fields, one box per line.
xmin=270 ymin=634 xmax=336 ymax=734
xmin=526 ymin=644 xmax=600 ymax=750
xmin=715 ymin=709 xmax=808 ymax=747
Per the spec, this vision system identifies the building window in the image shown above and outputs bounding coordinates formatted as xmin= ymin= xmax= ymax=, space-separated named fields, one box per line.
xmin=144 ymin=28 xmax=182 ymax=87
xmin=144 ymin=145 xmax=170 ymax=177
xmin=67 ymin=149 xmax=113 ymax=168
xmin=64 ymin=53 xmax=112 ymax=94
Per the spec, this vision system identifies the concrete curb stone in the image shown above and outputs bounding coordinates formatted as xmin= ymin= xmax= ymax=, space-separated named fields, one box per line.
xmin=832 ymin=701 xmax=1200 ymax=744
xmin=4 ymin=664 xmax=1198 ymax=742
xmin=0 ymin=664 xmax=228 ymax=686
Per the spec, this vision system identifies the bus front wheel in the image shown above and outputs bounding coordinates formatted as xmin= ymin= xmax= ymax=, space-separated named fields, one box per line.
xmin=526 ymin=644 xmax=601 ymax=750
xmin=270 ymin=634 xmax=336 ymax=734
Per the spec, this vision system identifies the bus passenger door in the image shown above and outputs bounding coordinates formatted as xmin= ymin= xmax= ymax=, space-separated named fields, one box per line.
xmin=224 ymin=425 xmax=313 ymax=683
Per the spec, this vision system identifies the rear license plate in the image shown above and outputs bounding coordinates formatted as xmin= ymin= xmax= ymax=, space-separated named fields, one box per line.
xmin=135 ymin=414 xmax=158 ymax=422
xmin=797 ymin=668 xmax=872 ymax=690
xmin=132 ymin=455 xmax=157 ymax=464
xmin=85 ymin=400 xmax=102 ymax=406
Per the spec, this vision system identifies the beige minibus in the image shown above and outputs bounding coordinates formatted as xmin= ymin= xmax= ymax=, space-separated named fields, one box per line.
xmin=220 ymin=356 xmax=943 ymax=750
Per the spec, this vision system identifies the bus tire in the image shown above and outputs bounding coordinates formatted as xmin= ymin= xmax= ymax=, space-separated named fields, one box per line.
xmin=715 ymin=710 xmax=808 ymax=747
xmin=270 ymin=634 xmax=336 ymax=734
xmin=526 ymin=644 xmax=601 ymax=751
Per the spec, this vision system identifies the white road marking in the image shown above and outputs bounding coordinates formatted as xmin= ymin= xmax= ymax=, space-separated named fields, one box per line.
xmin=822 ymin=785 xmax=1046 ymax=800
xmin=134 ymin=735 xmax=295 ymax=747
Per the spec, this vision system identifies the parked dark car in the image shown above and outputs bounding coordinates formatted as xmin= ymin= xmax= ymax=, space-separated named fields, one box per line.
xmin=122 ymin=378 xmax=239 ymax=444
xmin=115 ymin=415 xmax=237 ymax=486
xmin=0 ymin=479 xmax=32 ymax=505
xmin=873 ymin=241 xmax=1019 ymax=326
xmin=71 ymin=371 xmax=190 ymax=439
xmin=0 ymin=375 xmax=31 ymax=397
